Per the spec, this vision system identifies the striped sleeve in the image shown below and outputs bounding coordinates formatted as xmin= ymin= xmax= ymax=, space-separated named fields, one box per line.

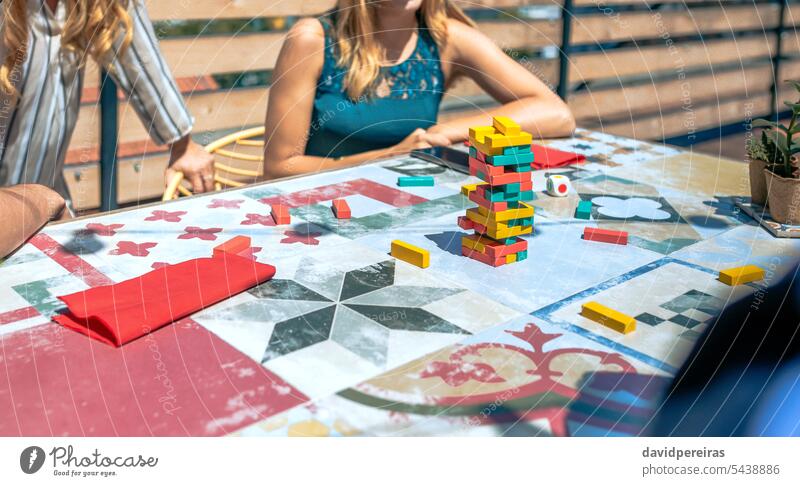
xmin=107 ymin=0 xmax=194 ymax=146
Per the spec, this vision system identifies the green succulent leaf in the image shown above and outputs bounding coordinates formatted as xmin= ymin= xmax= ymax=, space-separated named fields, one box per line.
xmin=788 ymin=80 xmax=800 ymax=94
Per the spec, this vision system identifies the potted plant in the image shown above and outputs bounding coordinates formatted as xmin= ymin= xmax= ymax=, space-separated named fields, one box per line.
xmin=748 ymin=80 xmax=800 ymax=223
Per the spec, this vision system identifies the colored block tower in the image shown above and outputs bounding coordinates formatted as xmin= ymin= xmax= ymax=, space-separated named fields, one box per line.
xmin=458 ymin=116 xmax=534 ymax=267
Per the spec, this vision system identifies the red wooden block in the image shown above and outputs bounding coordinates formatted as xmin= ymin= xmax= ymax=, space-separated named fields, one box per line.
xmin=461 ymin=246 xmax=505 ymax=267
xmin=583 ymin=227 xmax=628 ymax=245
xmin=486 ymin=171 xmax=532 ymax=186
xmin=469 ymin=157 xmax=506 ymax=177
xmin=457 ymin=216 xmax=475 ymax=230
xmin=463 ymin=234 xmax=528 ymax=259
xmin=270 ymin=204 xmax=291 ymax=225
xmin=331 ymin=199 xmax=351 ymax=219
xmin=212 ymin=235 xmax=252 ymax=258
xmin=469 ymin=158 xmax=534 ymax=186
xmin=468 ymin=190 xmax=508 ymax=212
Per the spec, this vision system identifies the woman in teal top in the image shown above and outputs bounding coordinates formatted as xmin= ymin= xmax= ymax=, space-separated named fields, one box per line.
xmin=263 ymin=0 xmax=575 ymax=179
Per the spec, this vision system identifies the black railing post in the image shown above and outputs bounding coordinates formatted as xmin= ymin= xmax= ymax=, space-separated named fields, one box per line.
xmin=557 ymin=0 xmax=574 ymax=100
xmin=99 ymin=69 xmax=119 ymax=212
xmin=771 ymin=0 xmax=788 ymax=120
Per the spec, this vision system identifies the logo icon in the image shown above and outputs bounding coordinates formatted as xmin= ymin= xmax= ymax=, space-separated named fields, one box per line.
xmin=20 ymin=446 xmax=45 ymax=474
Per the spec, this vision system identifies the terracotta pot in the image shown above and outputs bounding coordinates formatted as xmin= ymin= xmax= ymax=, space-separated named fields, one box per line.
xmin=748 ymin=158 xmax=768 ymax=206
xmin=765 ymin=168 xmax=800 ymax=224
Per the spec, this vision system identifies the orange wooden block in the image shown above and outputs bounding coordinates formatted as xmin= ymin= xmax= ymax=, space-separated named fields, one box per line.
xmin=331 ymin=199 xmax=351 ymax=219
xmin=213 ymin=235 xmax=252 ymax=257
xmin=271 ymin=204 xmax=291 ymax=225
xmin=583 ymin=227 xmax=628 ymax=245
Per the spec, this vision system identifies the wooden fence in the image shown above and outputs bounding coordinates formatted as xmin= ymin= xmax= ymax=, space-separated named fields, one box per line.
xmin=62 ymin=0 xmax=796 ymax=211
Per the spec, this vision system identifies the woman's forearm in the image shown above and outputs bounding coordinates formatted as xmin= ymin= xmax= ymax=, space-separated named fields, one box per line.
xmin=429 ymin=97 xmax=576 ymax=142
xmin=0 ymin=185 xmax=64 ymax=258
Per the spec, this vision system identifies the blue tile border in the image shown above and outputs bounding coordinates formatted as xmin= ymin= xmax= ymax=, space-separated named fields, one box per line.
xmin=530 ymin=257 xmax=721 ymax=374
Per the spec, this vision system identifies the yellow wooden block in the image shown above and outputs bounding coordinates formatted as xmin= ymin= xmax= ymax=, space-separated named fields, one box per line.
xmin=718 ymin=264 xmax=765 ymax=286
xmin=580 ymin=301 xmax=636 ymax=334
xmin=485 ymin=131 xmax=533 ymax=149
xmin=468 ymin=126 xmax=495 ymax=144
xmin=476 ymin=201 xmax=534 ymax=222
xmin=505 ymin=253 xmax=517 ymax=264
xmin=483 ymin=223 xmax=532 ymax=240
xmin=493 ymin=116 xmax=521 ymax=136
xmin=391 ymin=240 xmax=430 ymax=268
xmin=462 ymin=235 xmax=486 ymax=253
xmin=465 ymin=208 xmax=532 ymax=232
xmin=461 ymin=183 xmax=479 ymax=196
xmin=469 ymin=137 xmax=505 ymax=156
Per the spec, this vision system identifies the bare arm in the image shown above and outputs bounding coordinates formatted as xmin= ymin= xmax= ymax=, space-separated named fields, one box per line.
xmin=263 ymin=19 xmax=448 ymax=179
xmin=430 ymin=19 xmax=575 ymax=142
xmin=0 ymin=185 xmax=66 ymax=259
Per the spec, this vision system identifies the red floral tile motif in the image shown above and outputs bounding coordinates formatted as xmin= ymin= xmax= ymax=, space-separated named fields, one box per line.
xmin=85 ymin=223 xmax=124 ymax=237
xmin=240 ymin=213 xmax=276 ymax=227
xmin=208 ymin=199 xmax=245 ymax=209
xmin=280 ymin=230 xmax=321 ymax=246
xmin=178 ymin=227 xmax=223 ymax=241
xmin=109 ymin=241 xmax=157 ymax=257
xmin=145 ymin=210 xmax=187 ymax=222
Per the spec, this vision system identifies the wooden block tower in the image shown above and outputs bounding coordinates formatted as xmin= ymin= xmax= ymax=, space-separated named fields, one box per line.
xmin=458 ymin=116 xmax=535 ymax=267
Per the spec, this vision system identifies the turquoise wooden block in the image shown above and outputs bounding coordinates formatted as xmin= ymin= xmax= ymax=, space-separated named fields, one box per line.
xmin=575 ymin=200 xmax=592 ymax=220
xmin=397 ymin=176 xmax=434 ymax=187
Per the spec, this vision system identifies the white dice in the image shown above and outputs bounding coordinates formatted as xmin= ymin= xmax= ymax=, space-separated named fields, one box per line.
xmin=546 ymin=175 xmax=570 ymax=197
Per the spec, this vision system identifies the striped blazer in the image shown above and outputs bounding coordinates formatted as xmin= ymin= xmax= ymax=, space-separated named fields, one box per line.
xmin=0 ymin=0 xmax=193 ymax=197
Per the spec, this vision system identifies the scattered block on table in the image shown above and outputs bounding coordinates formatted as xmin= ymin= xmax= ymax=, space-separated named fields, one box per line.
xmin=546 ymin=175 xmax=571 ymax=197
xmin=493 ymin=116 xmax=521 ymax=136
xmin=461 ymin=183 xmax=479 ymax=196
xmin=583 ymin=227 xmax=628 ymax=245
xmin=580 ymin=301 xmax=636 ymax=334
xmin=719 ymin=264 xmax=765 ymax=286
xmin=575 ymin=200 xmax=592 ymax=220
xmin=331 ymin=199 xmax=351 ymax=219
xmin=391 ymin=240 xmax=430 ymax=268
xmin=213 ymin=235 xmax=251 ymax=258
xmin=270 ymin=203 xmax=291 ymax=225
xmin=397 ymin=176 xmax=434 ymax=187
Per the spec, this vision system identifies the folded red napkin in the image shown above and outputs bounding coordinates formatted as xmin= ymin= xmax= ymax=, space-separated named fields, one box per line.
xmin=530 ymin=143 xmax=586 ymax=169
xmin=53 ymin=253 xmax=275 ymax=347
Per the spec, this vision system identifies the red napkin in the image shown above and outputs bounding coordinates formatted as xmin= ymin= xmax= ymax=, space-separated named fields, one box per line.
xmin=53 ymin=253 xmax=276 ymax=347
xmin=530 ymin=144 xmax=585 ymax=169
xmin=464 ymin=141 xmax=585 ymax=169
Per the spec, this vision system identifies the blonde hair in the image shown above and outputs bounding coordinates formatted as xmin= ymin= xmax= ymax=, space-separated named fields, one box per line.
xmin=334 ymin=0 xmax=474 ymax=100
xmin=1 ymin=0 xmax=133 ymax=95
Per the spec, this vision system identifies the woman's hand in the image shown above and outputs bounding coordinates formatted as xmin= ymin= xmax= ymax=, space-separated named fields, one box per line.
xmin=386 ymin=128 xmax=451 ymax=156
xmin=166 ymin=135 xmax=215 ymax=193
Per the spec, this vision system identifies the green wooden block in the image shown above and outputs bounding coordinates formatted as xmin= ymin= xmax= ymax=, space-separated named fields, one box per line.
xmin=470 ymin=146 xmax=534 ymax=167
xmin=575 ymin=200 xmax=592 ymax=220
xmin=517 ymin=250 xmax=528 ymax=261
xmin=397 ymin=176 xmax=434 ymax=187
xmin=502 ymin=145 xmax=532 ymax=156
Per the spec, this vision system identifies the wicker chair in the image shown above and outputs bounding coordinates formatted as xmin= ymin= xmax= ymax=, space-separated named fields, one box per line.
xmin=162 ymin=126 xmax=265 ymax=201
